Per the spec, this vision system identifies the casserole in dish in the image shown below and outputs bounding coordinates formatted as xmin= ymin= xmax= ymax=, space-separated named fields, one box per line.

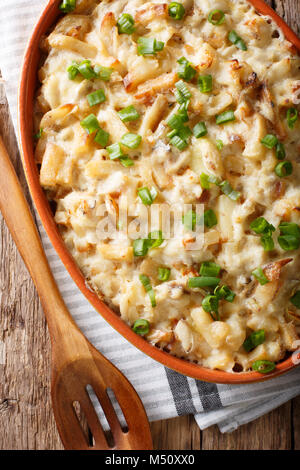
xmin=20 ymin=0 xmax=300 ymax=382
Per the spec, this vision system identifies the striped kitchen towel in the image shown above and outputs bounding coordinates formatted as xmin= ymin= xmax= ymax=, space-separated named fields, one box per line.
xmin=0 ymin=0 xmax=299 ymax=436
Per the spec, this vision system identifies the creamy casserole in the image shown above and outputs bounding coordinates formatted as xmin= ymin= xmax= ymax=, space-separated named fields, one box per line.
xmin=35 ymin=0 xmax=300 ymax=373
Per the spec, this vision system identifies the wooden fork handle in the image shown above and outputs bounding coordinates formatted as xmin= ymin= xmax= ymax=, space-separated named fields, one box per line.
xmin=0 ymin=135 xmax=83 ymax=354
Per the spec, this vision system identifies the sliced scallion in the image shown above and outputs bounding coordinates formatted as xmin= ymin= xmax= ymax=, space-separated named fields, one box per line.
xmin=287 ymin=107 xmax=298 ymax=129
xmin=252 ymin=360 xmax=275 ymax=374
xmin=228 ymin=30 xmax=247 ymax=50
xmin=132 ymin=318 xmax=150 ymax=335
xmin=138 ymin=187 xmax=157 ymax=206
xmin=94 ymin=128 xmax=109 ymax=147
xmin=216 ymin=110 xmax=235 ymax=125
xmin=252 ymin=267 xmax=269 ymax=285
xmin=243 ymin=330 xmax=265 ymax=352
xmin=87 ymin=89 xmax=106 ymax=107
xmin=137 ymin=37 xmax=165 ymax=56
xmin=208 ymin=9 xmax=225 ymax=25
xmin=139 ymin=274 xmax=156 ymax=307
xmin=193 ymin=122 xmax=207 ymax=138
xmin=158 ymin=267 xmax=171 ymax=282
xmin=117 ymin=13 xmax=135 ymax=34
xmin=202 ymin=295 xmax=219 ymax=321
xmin=177 ymin=57 xmax=196 ymax=82
xmin=198 ymin=74 xmax=213 ymax=93
xmin=219 ymin=180 xmax=240 ymax=200
xmin=261 ymin=134 xmax=278 ymax=149
xmin=118 ymin=105 xmax=140 ymax=122
xmin=121 ymin=133 xmax=142 ymax=149
xmin=188 ymin=276 xmax=220 ymax=288
xmin=275 ymin=160 xmax=293 ymax=177
xmin=168 ymin=2 xmax=185 ymax=20
xmin=80 ymin=114 xmax=100 ymax=134
xmin=59 ymin=0 xmax=76 ymax=13
xmin=199 ymin=262 xmax=221 ymax=277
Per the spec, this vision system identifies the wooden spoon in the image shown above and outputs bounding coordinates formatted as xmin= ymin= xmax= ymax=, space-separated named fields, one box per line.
xmin=0 ymin=135 xmax=153 ymax=450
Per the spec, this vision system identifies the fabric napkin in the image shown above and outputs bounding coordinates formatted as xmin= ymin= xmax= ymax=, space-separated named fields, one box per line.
xmin=0 ymin=0 xmax=299 ymax=436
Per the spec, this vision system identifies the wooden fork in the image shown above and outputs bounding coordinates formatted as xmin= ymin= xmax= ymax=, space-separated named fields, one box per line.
xmin=0 ymin=135 xmax=153 ymax=450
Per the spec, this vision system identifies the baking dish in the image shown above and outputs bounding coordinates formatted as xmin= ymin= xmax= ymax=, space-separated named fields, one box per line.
xmin=19 ymin=0 xmax=300 ymax=383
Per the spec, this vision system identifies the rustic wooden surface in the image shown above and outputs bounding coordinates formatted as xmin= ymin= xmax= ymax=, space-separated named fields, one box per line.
xmin=0 ymin=0 xmax=300 ymax=451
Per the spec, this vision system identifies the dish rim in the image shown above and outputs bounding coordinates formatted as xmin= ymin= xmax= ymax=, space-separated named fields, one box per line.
xmin=18 ymin=0 xmax=300 ymax=384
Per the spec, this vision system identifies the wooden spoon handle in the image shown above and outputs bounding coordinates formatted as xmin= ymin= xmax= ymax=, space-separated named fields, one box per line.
xmin=0 ymin=136 xmax=83 ymax=354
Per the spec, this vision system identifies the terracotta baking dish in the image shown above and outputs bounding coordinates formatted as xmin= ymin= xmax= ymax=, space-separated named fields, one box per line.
xmin=19 ymin=0 xmax=300 ymax=384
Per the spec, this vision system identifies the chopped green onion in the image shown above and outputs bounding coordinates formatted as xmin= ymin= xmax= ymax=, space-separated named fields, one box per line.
xmin=200 ymin=262 xmax=221 ymax=277
xmin=252 ymin=360 xmax=275 ymax=374
xmin=193 ymin=122 xmax=207 ymax=138
xmin=216 ymin=110 xmax=235 ymax=125
xmin=177 ymin=57 xmax=196 ymax=82
xmin=188 ymin=277 xmax=220 ymax=288
xmin=139 ymin=274 xmax=156 ymax=307
xmin=243 ymin=330 xmax=265 ymax=352
xmin=216 ymin=139 xmax=224 ymax=150
xmin=119 ymin=156 xmax=134 ymax=167
xmin=202 ymin=295 xmax=219 ymax=320
xmin=59 ymin=0 xmax=76 ymax=13
xmin=175 ymin=80 xmax=191 ymax=101
xmin=168 ymin=2 xmax=185 ymax=20
xmin=137 ymin=37 xmax=165 ymax=56
xmin=203 ymin=209 xmax=217 ymax=228
xmin=167 ymin=113 xmax=186 ymax=130
xmin=279 ymin=221 xmax=300 ymax=237
xmin=34 ymin=128 xmax=43 ymax=140
xmin=78 ymin=60 xmax=98 ymax=80
xmin=275 ymin=142 xmax=286 ymax=160
xmin=80 ymin=114 xmax=100 ymax=134
xmin=67 ymin=62 xmax=79 ymax=80
xmin=287 ymin=108 xmax=298 ymax=129
xmin=261 ymin=235 xmax=275 ymax=252
xmin=118 ymin=105 xmax=140 ymax=122
xmin=228 ymin=30 xmax=247 ymax=50
xmin=138 ymin=187 xmax=157 ymax=205
xmin=107 ymin=143 xmax=124 ymax=160
xmin=278 ymin=235 xmax=300 ymax=251
xmin=117 ymin=13 xmax=135 ymax=35
xmin=133 ymin=319 xmax=150 ymax=335
xmin=182 ymin=210 xmax=198 ymax=231
xmin=87 ymin=89 xmax=106 ymax=107
xmin=169 ymin=134 xmax=188 ymax=150
xmin=252 ymin=267 xmax=269 ymax=285
xmin=290 ymin=290 xmax=300 ymax=308
xmin=158 ymin=267 xmax=171 ymax=282
xmin=214 ymin=285 xmax=235 ymax=302
xmin=261 ymin=134 xmax=278 ymax=149
xmin=208 ymin=9 xmax=225 ymax=25
xmin=121 ymin=133 xmax=142 ymax=149
xmin=200 ymin=172 xmax=220 ymax=189
xmin=250 ymin=217 xmax=275 ymax=251
xmin=94 ymin=128 xmax=109 ymax=147
xmin=148 ymin=230 xmax=164 ymax=248
xmin=275 ymin=160 xmax=293 ymax=177
xmin=94 ymin=65 xmax=113 ymax=81
xmin=219 ymin=180 xmax=240 ymax=200
xmin=250 ymin=217 xmax=269 ymax=234
xmin=198 ymin=75 xmax=213 ymax=93
xmin=133 ymin=239 xmax=149 ymax=256
xmin=178 ymin=101 xmax=189 ymax=122
xmin=177 ymin=126 xmax=192 ymax=140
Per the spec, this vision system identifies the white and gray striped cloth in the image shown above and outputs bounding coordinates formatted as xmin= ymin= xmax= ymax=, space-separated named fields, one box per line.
xmin=0 ymin=0 xmax=299 ymax=435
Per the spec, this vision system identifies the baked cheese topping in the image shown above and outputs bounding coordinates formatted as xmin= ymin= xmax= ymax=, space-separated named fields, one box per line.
xmin=35 ymin=0 xmax=300 ymax=373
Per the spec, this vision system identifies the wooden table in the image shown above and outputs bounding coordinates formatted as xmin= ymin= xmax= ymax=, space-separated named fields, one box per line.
xmin=0 ymin=0 xmax=300 ymax=451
